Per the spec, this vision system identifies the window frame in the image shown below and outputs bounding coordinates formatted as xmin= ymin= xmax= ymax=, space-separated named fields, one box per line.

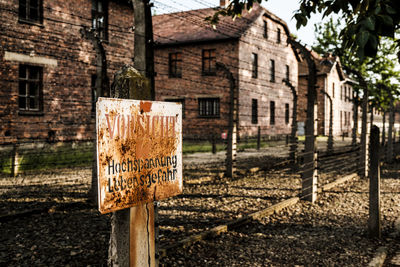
xmin=270 ymin=101 xmax=275 ymax=125
xmin=251 ymin=99 xmax=258 ymax=124
xmin=198 ymin=97 xmax=220 ymax=118
xmin=92 ymin=0 xmax=108 ymax=41
xmin=18 ymin=0 xmax=43 ymax=25
xmin=263 ymin=20 xmax=268 ymax=38
xmin=18 ymin=64 xmax=43 ymax=115
xmin=202 ymin=49 xmax=216 ymax=76
xmin=168 ymin=52 xmax=182 ymax=78
xmin=270 ymin=59 xmax=275 ymax=82
xmin=277 ymin=28 xmax=281 ymax=43
xmin=251 ymin=53 xmax=258 ymax=79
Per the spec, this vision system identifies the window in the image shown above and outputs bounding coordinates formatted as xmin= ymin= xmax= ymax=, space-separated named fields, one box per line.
xmin=169 ymin=52 xmax=182 ymax=78
xmin=92 ymin=0 xmax=108 ymax=40
xmin=18 ymin=65 xmax=43 ymax=113
xmin=198 ymin=98 xmax=219 ymax=117
xmin=340 ymin=111 xmax=342 ymax=131
xmin=252 ymin=53 xmax=258 ymax=78
xmin=349 ymin=87 xmax=352 ymax=101
xmin=251 ymin=99 xmax=258 ymax=124
xmin=277 ymin=28 xmax=281 ymax=43
xmin=270 ymin=101 xmax=275 ymax=125
xmin=332 ymin=82 xmax=335 ymax=98
xmin=340 ymin=85 xmax=343 ymax=100
xmin=165 ymin=98 xmax=185 ymax=118
xmin=202 ymin=49 xmax=216 ymax=75
xmin=91 ymin=74 xmax=97 ymax=112
xmin=285 ymin=103 xmax=290 ymax=124
xmin=19 ymin=0 xmax=43 ymax=24
xmin=270 ymin=59 xmax=275 ymax=82
xmin=263 ymin=20 xmax=268 ymax=38
xmin=285 ymin=65 xmax=290 ymax=81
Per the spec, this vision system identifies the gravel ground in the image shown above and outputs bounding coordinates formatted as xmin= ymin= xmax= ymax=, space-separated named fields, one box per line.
xmin=1 ymin=141 xmax=399 ymax=266
xmin=162 ymin=162 xmax=400 ymax=266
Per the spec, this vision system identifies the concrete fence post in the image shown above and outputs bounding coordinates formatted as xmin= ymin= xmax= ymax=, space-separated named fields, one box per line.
xmin=369 ymin=125 xmax=381 ymax=239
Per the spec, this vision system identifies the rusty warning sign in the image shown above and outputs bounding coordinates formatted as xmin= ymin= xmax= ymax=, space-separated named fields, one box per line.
xmin=96 ymin=97 xmax=182 ymax=214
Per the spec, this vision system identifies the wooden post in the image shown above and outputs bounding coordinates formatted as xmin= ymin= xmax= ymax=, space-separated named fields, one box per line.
xmin=257 ymin=126 xmax=261 ymax=150
xmin=369 ymin=125 xmax=381 ymax=238
xmin=108 ymin=1 xmax=156 ymax=266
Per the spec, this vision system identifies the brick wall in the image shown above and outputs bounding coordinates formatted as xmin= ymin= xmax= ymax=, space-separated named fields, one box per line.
xmin=298 ymin=59 xmax=354 ymax=136
xmin=238 ymin=14 xmax=298 ymax=138
xmin=0 ymin=0 xmax=134 ymax=143
xmin=154 ymin=40 xmax=238 ymax=140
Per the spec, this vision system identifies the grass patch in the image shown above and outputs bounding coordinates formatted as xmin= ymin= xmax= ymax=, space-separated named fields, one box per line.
xmin=0 ymin=143 xmax=94 ymax=175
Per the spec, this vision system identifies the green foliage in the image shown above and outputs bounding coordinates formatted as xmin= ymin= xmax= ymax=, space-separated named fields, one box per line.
xmin=313 ymin=18 xmax=400 ymax=112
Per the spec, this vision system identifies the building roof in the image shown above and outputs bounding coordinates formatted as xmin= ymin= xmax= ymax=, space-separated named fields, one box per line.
xmin=299 ymin=50 xmax=347 ymax=81
xmin=153 ymin=3 xmax=289 ymax=46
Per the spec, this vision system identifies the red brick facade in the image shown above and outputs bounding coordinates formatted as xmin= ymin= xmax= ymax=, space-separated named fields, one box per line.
xmin=153 ymin=4 xmax=299 ymax=139
xmin=0 ymin=0 xmax=134 ymax=143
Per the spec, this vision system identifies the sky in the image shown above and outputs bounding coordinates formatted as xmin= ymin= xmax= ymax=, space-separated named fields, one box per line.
xmin=153 ymin=0 xmax=335 ymax=47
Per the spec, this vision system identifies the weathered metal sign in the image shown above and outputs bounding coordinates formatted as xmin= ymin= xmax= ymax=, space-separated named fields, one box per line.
xmin=96 ymin=97 xmax=182 ymax=214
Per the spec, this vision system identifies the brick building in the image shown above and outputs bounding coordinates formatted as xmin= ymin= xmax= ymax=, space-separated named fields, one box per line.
xmin=298 ymin=52 xmax=355 ymax=136
xmin=153 ymin=2 xmax=299 ymax=139
xmin=0 ymin=0 xmax=134 ymax=144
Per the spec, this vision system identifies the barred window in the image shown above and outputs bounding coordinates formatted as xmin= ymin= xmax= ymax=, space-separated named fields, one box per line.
xmin=202 ymin=49 xmax=216 ymax=75
xmin=19 ymin=0 xmax=43 ymax=24
xmin=198 ymin=98 xmax=219 ymax=117
xmin=18 ymin=65 xmax=43 ymax=113
xmin=169 ymin=52 xmax=182 ymax=78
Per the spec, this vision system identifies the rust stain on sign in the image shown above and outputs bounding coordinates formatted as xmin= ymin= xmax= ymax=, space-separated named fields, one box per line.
xmin=96 ymin=97 xmax=183 ymax=214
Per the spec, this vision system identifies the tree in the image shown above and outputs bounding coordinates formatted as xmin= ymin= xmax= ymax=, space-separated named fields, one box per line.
xmin=208 ymin=0 xmax=400 ymax=61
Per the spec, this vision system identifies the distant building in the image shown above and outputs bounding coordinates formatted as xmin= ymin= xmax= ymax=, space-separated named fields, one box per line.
xmin=153 ymin=2 xmax=300 ymax=139
xmin=297 ymin=52 xmax=355 ymax=136
xmin=0 ymin=0 xmax=134 ymax=144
